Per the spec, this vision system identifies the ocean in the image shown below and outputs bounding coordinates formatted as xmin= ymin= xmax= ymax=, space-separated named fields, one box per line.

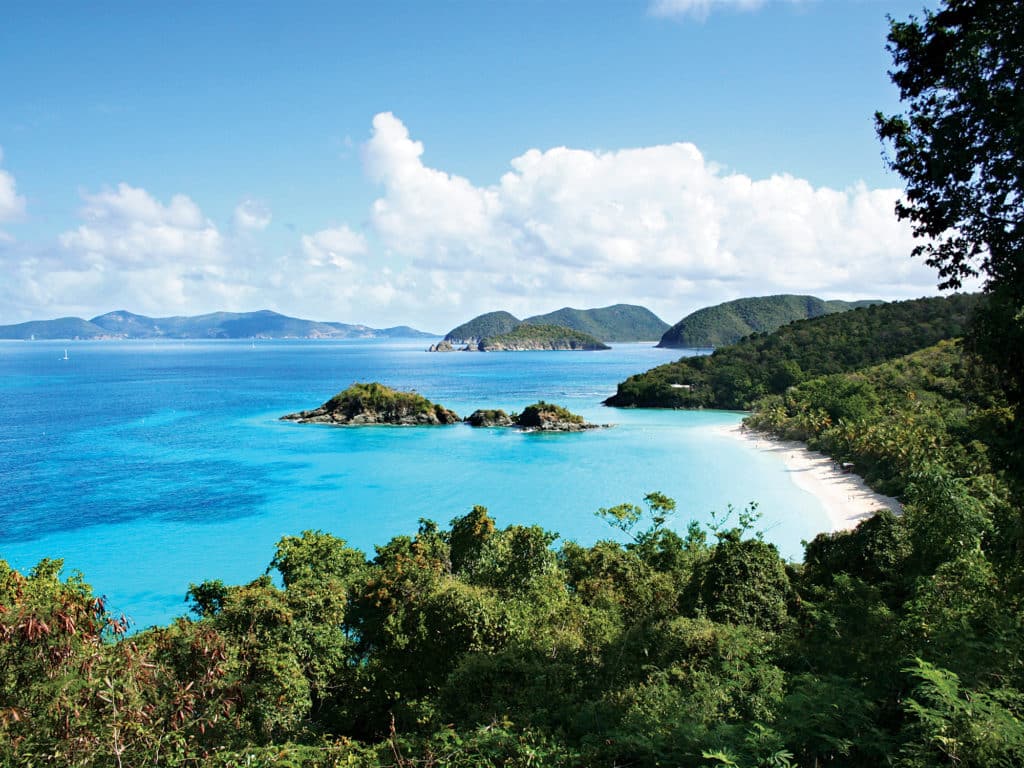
xmin=0 ymin=339 xmax=829 ymax=629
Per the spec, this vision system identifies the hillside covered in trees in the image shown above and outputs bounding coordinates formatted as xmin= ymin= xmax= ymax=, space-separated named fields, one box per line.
xmin=443 ymin=305 xmax=668 ymax=344
xmin=657 ymin=295 xmax=882 ymax=349
xmin=605 ymin=294 xmax=981 ymax=409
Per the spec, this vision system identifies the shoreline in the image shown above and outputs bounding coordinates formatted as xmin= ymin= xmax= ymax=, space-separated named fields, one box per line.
xmin=714 ymin=423 xmax=901 ymax=533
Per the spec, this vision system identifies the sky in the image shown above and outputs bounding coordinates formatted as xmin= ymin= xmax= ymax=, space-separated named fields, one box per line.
xmin=0 ymin=0 xmax=954 ymax=333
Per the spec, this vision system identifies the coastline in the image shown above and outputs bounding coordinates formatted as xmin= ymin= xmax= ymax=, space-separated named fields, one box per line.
xmin=715 ymin=423 xmax=901 ymax=533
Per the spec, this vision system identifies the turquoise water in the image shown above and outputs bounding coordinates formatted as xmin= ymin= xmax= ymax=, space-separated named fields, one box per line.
xmin=0 ymin=339 xmax=829 ymax=629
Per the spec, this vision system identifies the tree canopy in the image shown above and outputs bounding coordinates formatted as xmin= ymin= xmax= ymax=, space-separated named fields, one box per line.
xmin=876 ymin=0 xmax=1024 ymax=406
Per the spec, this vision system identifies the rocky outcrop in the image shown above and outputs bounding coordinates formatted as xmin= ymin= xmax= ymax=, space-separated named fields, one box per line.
xmin=428 ymin=340 xmax=454 ymax=352
xmin=465 ymin=409 xmax=514 ymax=427
xmin=513 ymin=402 xmax=607 ymax=432
xmin=281 ymin=383 xmax=460 ymax=426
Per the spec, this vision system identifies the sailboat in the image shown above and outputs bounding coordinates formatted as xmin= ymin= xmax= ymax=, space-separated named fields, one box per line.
xmin=62 ymin=349 xmax=69 ymax=361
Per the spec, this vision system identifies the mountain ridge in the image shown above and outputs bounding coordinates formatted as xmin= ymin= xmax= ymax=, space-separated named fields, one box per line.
xmin=0 ymin=309 xmax=436 ymax=340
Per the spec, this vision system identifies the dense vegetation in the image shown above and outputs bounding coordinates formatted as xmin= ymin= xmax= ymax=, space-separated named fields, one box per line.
xmin=444 ymin=305 xmax=667 ymax=343
xmin=444 ymin=311 xmax=523 ymax=343
xmin=746 ymin=340 xmax=1009 ymax=496
xmin=478 ymin=324 xmax=610 ymax=351
xmin=282 ymin=382 xmax=461 ymax=425
xmin=606 ymin=294 xmax=981 ymax=409
xmin=524 ymin=304 xmax=669 ymax=342
xmin=876 ymin=0 xmax=1024 ymax=415
xmin=514 ymin=401 xmax=586 ymax=428
xmin=657 ymin=295 xmax=881 ymax=349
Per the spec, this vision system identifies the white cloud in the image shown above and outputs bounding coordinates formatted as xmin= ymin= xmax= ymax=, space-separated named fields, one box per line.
xmin=355 ymin=112 xmax=935 ymax=326
xmin=1 ymin=115 xmax=945 ymax=333
xmin=300 ymin=225 xmax=367 ymax=269
xmin=649 ymin=0 xmax=799 ymax=21
xmin=60 ymin=183 xmax=221 ymax=268
xmin=234 ymin=199 xmax=272 ymax=231
xmin=0 ymin=147 xmax=27 ymax=238
xmin=32 ymin=183 xmax=261 ymax=317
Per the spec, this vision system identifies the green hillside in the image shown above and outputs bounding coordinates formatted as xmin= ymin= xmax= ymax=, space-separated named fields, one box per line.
xmin=658 ymin=294 xmax=882 ymax=348
xmin=524 ymin=304 xmax=669 ymax=342
xmin=606 ymin=293 xmax=981 ymax=409
xmin=443 ymin=311 xmax=522 ymax=342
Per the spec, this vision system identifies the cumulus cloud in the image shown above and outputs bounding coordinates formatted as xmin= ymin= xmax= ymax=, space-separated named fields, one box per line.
xmin=43 ymin=184 xmax=259 ymax=316
xmin=356 ymin=112 xmax=934 ymax=325
xmin=234 ymin=199 xmax=272 ymax=231
xmin=3 ymin=115 xmax=942 ymax=332
xmin=650 ymin=0 xmax=799 ymax=21
xmin=60 ymin=183 xmax=221 ymax=268
xmin=300 ymin=225 xmax=367 ymax=269
xmin=0 ymin=147 xmax=27 ymax=238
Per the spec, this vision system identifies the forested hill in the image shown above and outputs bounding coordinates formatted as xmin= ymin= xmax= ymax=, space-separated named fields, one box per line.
xmin=524 ymin=304 xmax=669 ymax=342
xmin=606 ymin=293 xmax=981 ymax=409
xmin=444 ymin=311 xmax=522 ymax=343
xmin=443 ymin=304 xmax=668 ymax=343
xmin=657 ymin=294 xmax=882 ymax=348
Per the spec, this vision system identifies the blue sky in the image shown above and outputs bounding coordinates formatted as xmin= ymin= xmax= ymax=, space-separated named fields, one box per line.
xmin=0 ymin=0 xmax=946 ymax=331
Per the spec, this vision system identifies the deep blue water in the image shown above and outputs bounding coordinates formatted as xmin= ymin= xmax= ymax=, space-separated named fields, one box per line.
xmin=0 ymin=339 xmax=829 ymax=629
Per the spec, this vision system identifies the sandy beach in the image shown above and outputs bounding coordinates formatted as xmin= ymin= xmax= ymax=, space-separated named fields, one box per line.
xmin=715 ymin=423 xmax=901 ymax=532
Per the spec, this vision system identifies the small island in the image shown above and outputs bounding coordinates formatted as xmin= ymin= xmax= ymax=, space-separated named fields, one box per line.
xmin=464 ymin=408 xmax=514 ymax=427
xmin=431 ymin=324 xmax=610 ymax=352
xmin=282 ymin=384 xmax=606 ymax=432
xmin=479 ymin=324 xmax=610 ymax=351
xmin=280 ymin=382 xmax=461 ymax=426
xmin=512 ymin=401 xmax=603 ymax=431
xmin=466 ymin=402 xmax=606 ymax=432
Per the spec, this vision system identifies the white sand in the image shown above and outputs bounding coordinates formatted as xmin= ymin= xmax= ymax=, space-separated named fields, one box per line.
xmin=715 ymin=423 xmax=901 ymax=532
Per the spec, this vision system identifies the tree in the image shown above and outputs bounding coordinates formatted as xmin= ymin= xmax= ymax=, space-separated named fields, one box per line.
xmin=876 ymin=0 xmax=1024 ymax=407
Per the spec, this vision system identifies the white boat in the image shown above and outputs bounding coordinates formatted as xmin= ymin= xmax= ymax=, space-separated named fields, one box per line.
xmin=62 ymin=349 xmax=69 ymax=360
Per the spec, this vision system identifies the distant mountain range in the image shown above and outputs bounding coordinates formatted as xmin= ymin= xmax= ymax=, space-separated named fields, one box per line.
xmin=444 ymin=304 xmax=669 ymax=344
xmin=656 ymin=295 xmax=884 ymax=348
xmin=0 ymin=310 xmax=436 ymax=340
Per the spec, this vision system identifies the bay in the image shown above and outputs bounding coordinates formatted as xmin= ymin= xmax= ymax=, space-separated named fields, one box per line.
xmin=0 ymin=339 xmax=829 ymax=629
